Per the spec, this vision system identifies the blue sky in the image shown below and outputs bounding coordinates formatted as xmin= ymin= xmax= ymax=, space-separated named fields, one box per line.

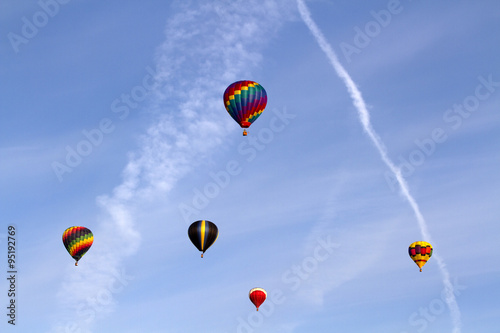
xmin=1 ymin=1 xmax=499 ymax=332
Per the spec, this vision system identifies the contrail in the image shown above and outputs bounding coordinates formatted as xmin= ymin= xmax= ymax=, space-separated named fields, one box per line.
xmin=296 ymin=1 xmax=461 ymax=332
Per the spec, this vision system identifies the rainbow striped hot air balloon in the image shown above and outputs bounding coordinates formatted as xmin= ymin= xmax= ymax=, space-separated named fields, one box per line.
xmin=409 ymin=241 xmax=433 ymax=272
xmin=223 ymin=80 xmax=267 ymax=136
xmin=249 ymin=288 xmax=267 ymax=311
xmin=62 ymin=226 xmax=93 ymax=266
xmin=188 ymin=220 xmax=218 ymax=258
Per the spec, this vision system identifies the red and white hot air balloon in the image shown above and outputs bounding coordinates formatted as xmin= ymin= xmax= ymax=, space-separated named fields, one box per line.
xmin=249 ymin=288 xmax=267 ymax=311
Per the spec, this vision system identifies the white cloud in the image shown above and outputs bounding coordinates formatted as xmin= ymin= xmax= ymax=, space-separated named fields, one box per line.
xmin=51 ymin=1 xmax=293 ymax=332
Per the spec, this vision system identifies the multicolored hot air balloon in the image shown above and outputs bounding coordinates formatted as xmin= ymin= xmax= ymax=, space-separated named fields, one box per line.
xmin=62 ymin=226 xmax=93 ymax=266
xmin=409 ymin=241 xmax=433 ymax=272
xmin=188 ymin=220 xmax=219 ymax=258
xmin=249 ymin=288 xmax=267 ymax=311
xmin=223 ymin=80 xmax=267 ymax=136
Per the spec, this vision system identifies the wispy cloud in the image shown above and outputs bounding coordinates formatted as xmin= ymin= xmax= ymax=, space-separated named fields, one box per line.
xmin=52 ymin=1 xmax=291 ymax=331
xmin=296 ymin=0 xmax=462 ymax=332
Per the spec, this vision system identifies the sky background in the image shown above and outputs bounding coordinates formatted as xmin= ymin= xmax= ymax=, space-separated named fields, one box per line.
xmin=1 ymin=1 xmax=500 ymax=332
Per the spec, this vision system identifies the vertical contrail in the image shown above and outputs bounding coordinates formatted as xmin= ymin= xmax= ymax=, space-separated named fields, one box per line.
xmin=296 ymin=1 xmax=461 ymax=332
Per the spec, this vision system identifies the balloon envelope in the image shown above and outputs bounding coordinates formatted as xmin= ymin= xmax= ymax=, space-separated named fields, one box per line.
xmin=409 ymin=241 xmax=433 ymax=272
xmin=249 ymin=287 xmax=267 ymax=311
xmin=223 ymin=80 xmax=267 ymax=135
xmin=62 ymin=226 xmax=93 ymax=266
xmin=188 ymin=220 xmax=219 ymax=258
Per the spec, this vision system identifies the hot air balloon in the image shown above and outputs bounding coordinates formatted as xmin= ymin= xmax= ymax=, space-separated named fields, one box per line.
xmin=223 ymin=80 xmax=267 ymax=136
xmin=409 ymin=241 xmax=433 ymax=272
xmin=62 ymin=226 xmax=93 ymax=266
xmin=188 ymin=220 xmax=218 ymax=258
xmin=249 ymin=288 xmax=267 ymax=311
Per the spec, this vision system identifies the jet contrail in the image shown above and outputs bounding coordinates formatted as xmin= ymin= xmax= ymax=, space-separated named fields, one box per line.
xmin=296 ymin=1 xmax=461 ymax=331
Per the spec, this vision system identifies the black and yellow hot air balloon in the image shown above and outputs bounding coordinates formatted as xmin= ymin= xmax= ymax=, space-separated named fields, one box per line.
xmin=409 ymin=241 xmax=433 ymax=272
xmin=188 ymin=220 xmax=218 ymax=258
xmin=62 ymin=226 xmax=93 ymax=266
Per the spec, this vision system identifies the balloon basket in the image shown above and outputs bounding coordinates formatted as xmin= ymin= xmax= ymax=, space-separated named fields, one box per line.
xmin=243 ymin=130 xmax=248 ymax=136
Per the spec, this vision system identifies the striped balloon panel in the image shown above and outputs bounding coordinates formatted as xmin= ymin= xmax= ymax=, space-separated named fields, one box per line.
xmin=408 ymin=241 xmax=433 ymax=269
xmin=62 ymin=226 xmax=93 ymax=261
xmin=249 ymin=288 xmax=267 ymax=310
xmin=223 ymin=81 xmax=267 ymax=127
xmin=188 ymin=220 xmax=219 ymax=253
